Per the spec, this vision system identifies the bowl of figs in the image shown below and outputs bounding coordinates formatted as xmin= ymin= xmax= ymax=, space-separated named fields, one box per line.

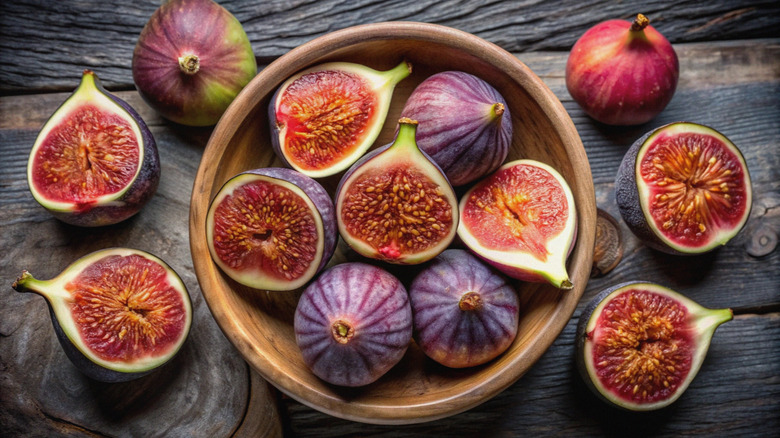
xmin=190 ymin=21 xmax=596 ymax=424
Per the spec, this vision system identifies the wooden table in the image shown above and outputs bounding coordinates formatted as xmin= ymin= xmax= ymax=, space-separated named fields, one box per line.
xmin=1 ymin=1 xmax=778 ymax=436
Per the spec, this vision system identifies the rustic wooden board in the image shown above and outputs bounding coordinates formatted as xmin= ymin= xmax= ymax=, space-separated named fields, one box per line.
xmin=1 ymin=0 xmax=779 ymax=91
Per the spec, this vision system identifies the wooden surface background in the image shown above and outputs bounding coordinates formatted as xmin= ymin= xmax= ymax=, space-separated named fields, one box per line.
xmin=1 ymin=1 xmax=778 ymax=436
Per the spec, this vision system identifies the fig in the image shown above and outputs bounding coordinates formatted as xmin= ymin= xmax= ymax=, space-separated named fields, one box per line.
xmin=206 ymin=168 xmax=337 ymax=291
xmin=458 ymin=159 xmax=577 ymax=289
xmin=566 ymin=13 xmax=679 ymax=126
xmin=270 ymin=60 xmax=411 ymax=178
xmin=616 ymin=122 xmax=752 ymax=254
xmin=399 ymin=71 xmax=512 ymax=186
xmin=409 ymin=249 xmax=519 ymax=368
xmin=576 ymin=281 xmax=732 ymax=411
xmin=27 ymin=70 xmax=160 ymax=227
xmin=294 ymin=262 xmax=412 ymax=387
xmin=12 ymin=248 xmax=192 ymax=382
xmin=132 ymin=0 xmax=257 ymax=126
xmin=335 ymin=118 xmax=458 ymax=265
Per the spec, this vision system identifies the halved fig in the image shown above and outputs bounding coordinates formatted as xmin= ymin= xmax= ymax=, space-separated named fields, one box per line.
xmin=576 ymin=281 xmax=732 ymax=411
xmin=12 ymin=248 xmax=192 ymax=382
xmin=27 ymin=70 xmax=160 ymax=227
xmin=206 ymin=168 xmax=337 ymax=291
xmin=616 ymin=122 xmax=752 ymax=254
xmin=270 ymin=60 xmax=411 ymax=178
xmin=335 ymin=118 xmax=458 ymax=265
xmin=409 ymin=249 xmax=519 ymax=368
xmin=294 ymin=262 xmax=412 ymax=387
xmin=458 ymin=159 xmax=577 ymax=289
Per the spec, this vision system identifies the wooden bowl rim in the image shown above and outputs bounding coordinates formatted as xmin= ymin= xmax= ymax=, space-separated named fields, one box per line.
xmin=189 ymin=21 xmax=596 ymax=424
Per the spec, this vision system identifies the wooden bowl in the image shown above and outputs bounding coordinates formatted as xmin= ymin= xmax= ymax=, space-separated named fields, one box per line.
xmin=190 ymin=21 xmax=596 ymax=424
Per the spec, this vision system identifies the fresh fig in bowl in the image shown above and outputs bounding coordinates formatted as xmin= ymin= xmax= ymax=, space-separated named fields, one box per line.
xmin=132 ymin=0 xmax=257 ymax=126
xmin=206 ymin=168 xmax=337 ymax=291
xmin=576 ymin=281 xmax=732 ymax=411
xmin=12 ymin=248 xmax=193 ymax=382
xmin=294 ymin=262 xmax=412 ymax=387
xmin=27 ymin=70 xmax=160 ymax=227
xmin=399 ymin=71 xmax=512 ymax=186
xmin=458 ymin=159 xmax=577 ymax=289
xmin=616 ymin=122 xmax=752 ymax=254
xmin=566 ymin=13 xmax=679 ymax=126
xmin=335 ymin=118 xmax=458 ymax=265
xmin=270 ymin=60 xmax=411 ymax=178
xmin=409 ymin=249 xmax=519 ymax=368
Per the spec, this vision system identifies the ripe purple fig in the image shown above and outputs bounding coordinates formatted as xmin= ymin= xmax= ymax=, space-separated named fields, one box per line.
xmin=27 ymin=70 xmax=160 ymax=227
xmin=206 ymin=168 xmax=337 ymax=291
xmin=400 ymin=71 xmax=512 ymax=186
xmin=410 ymin=249 xmax=519 ymax=368
xmin=132 ymin=0 xmax=257 ymax=126
xmin=566 ymin=14 xmax=679 ymax=126
xmin=294 ymin=263 xmax=412 ymax=387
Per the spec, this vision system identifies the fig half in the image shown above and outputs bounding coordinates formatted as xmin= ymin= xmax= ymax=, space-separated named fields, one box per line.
xmin=12 ymin=248 xmax=192 ymax=382
xmin=335 ymin=118 xmax=458 ymax=265
xmin=616 ymin=122 xmax=752 ymax=254
xmin=206 ymin=168 xmax=337 ymax=291
xmin=458 ymin=159 xmax=577 ymax=289
xmin=270 ymin=60 xmax=411 ymax=178
xmin=27 ymin=70 xmax=160 ymax=227
xmin=576 ymin=281 xmax=732 ymax=411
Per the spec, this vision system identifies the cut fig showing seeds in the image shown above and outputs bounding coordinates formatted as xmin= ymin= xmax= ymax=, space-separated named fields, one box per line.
xmin=206 ymin=168 xmax=337 ymax=291
xmin=576 ymin=281 xmax=732 ymax=411
xmin=335 ymin=118 xmax=458 ymax=265
xmin=12 ymin=248 xmax=192 ymax=382
xmin=270 ymin=60 xmax=411 ymax=178
xmin=458 ymin=159 xmax=577 ymax=289
xmin=616 ymin=122 xmax=752 ymax=254
xmin=27 ymin=70 xmax=160 ymax=227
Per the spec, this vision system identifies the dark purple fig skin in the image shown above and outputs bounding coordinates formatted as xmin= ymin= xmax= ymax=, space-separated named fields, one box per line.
xmin=399 ymin=71 xmax=512 ymax=186
xmin=294 ymin=263 xmax=412 ymax=387
xmin=409 ymin=249 xmax=519 ymax=368
xmin=132 ymin=0 xmax=257 ymax=126
xmin=33 ymin=71 xmax=159 ymax=227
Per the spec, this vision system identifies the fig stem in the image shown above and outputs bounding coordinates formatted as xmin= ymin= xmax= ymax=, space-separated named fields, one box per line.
xmin=395 ymin=118 xmax=419 ymax=149
xmin=631 ymin=14 xmax=650 ymax=32
xmin=331 ymin=319 xmax=355 ymax=344
xmin=178 ymin=54 xmax=200 ymax=75
xmin=459 ymin=292 xmax=483 ymax=311
xmin=11 ymin=271 xmax=61 ymax=299
xmin=382 ymin=60 xmax=413 ymax=86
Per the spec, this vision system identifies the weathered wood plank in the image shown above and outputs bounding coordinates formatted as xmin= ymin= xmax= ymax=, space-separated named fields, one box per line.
xmin=1 ymin=0 xmax=779 ymax=92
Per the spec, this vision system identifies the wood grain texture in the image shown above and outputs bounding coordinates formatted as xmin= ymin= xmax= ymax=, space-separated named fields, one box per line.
xmin=1 ymin=0 xmax=779 ymax=92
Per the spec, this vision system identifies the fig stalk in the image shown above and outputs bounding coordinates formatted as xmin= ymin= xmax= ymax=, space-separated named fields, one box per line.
xmin=630 ymin=13 xmax=650 ymax=32
xmin=178 ymin=54 xmax=200 ymax=75
xmin=459 ymin=292 xmax=483 ymax=312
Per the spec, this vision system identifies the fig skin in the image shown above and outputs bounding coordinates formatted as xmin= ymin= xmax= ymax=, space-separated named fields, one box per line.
xmin=409 ymin=249 xmax=519 ymax=368
xmin=616 ymin=122 xmax=752 ymax=255
xmin=294 ymin=263 xmax=412 ymax=387
xmin=576 ymin=281 xmax=732 ymax=411
xmin=27 ymin=70 xmax=160 ymax=227
xmin=206 ymin=167 xmax=337 ymax=291
xmin=399 ymin=71 xmax=512 ymax=186
xmin=12 ymin=248 xmax=193 ymax=382
xmin=566 ymin=14 xmax=679 ymax=126
xmin=132 ymin=0 xmax=257 ymax=126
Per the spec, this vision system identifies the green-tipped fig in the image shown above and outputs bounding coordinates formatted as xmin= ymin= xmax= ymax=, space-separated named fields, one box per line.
xmin=270 ymin=60 xmax=411 ymax=178
xmin=576 ymin=281 xmax=732 ymax=411
xmin=12 ymin=248 xmax=192 ymax=382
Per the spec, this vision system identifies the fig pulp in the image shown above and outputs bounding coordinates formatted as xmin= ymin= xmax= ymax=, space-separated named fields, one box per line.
xmin=399 ymin=71 xmax=512 ymax=186
xmin=409 ymin=249 xmax=519 ymax=368
xmin=206 ymin=168 xmax=337 ymax=291
xmin=576 ymin=282 xmax=732 ymax=411
xmin=133 ymin=0 xmax=257 ymax=126
xmin=616 ymin=122 xmax=752 ymax=254
xmin=566 ymin=14 xmax=679 ymax=126
xmin=270 ymin=60 xmax=411 ymax=178
xmin=294 ymin=263 xmax=412 ymax=387
xmin=458 ymin=159 xmax=577 ymax=289
xmin=335 ymin=118 xmax=458 ymax=265
xmin=27 ymin=70 xmax=160 ymax=227
xmin=12 ymin=248 xmax=192 ymax=382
